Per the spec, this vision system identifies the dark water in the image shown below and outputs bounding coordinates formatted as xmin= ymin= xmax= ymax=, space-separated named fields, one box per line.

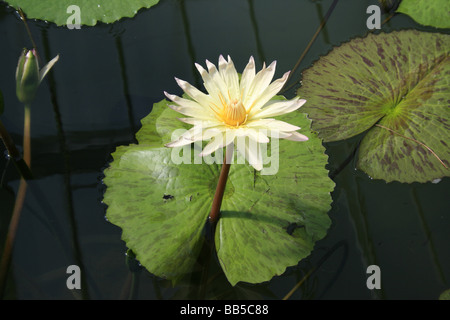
xmin=0 ymin=0 xmax=449 ymax=300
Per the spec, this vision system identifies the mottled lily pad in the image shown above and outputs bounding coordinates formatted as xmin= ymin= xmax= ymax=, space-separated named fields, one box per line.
xmin=5 ymin=0 xmax=159 ymax=26
xmin=299 ymin=30 xmax=450 ymax=183
xmin=396 ymin=0 xmax=450 ymax=29
xmin=103 ymin=98 xmax=334 ymax=285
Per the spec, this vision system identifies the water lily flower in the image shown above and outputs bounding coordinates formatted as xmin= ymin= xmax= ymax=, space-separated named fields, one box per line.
xmin=16 ymin=48 xmax=59 ymax=104
xmin=164 ymin=55 xmax=308 ymax=170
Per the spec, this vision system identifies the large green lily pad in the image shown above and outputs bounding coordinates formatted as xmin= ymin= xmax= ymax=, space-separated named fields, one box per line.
xmin=5 ymin=0 xmax=159 ymax=26
xmin=103 ymin=98 xmax=334 ymax=285
xmin=396 ymin=0 xmax=450 ymax=29
xmin=299 ymin=30 xmax=450 ymax=183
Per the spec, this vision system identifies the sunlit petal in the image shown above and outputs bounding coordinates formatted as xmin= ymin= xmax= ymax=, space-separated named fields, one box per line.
xmin=243 ymin=60 xmax=277 ymax=109
xmin=284 ymin=131 xmax=309 ymax=141
xmin=246 ymin=118 xmax=301 ymax=132
xmin=199 ymin=132 xmax=226 ymax=156
xmin=236 ymin=136 xmax=263 ymax=171
xmin=240 ymin=56 xmax=256 ymax=96
xmin=218 ymin=55 xmax=240 ymax=99
xmin=174 ymin=78 xmax=211 ymax=107
xmin=253 ymin=97 xmax=306 ymax=119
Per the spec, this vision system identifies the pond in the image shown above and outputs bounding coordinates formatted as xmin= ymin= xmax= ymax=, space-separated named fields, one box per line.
xmin=0 ymin=0 xmax=449 ymax=300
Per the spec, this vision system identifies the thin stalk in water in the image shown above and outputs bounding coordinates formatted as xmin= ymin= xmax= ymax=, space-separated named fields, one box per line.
xmin=280 ymin=0 xmax=340 ymax=94
xmin=0 ymin=104 xmax=31 ymax=298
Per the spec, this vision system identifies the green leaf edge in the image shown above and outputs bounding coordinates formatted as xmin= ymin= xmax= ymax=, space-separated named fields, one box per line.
xmin=5 ymin=0 xmax=160 ymax=26
xmin=396 ymin=0 xmax=450 ymax=29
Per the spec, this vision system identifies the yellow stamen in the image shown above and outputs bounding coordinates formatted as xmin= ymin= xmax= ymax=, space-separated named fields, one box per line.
xmin=221 ymin=98 xmax=247 ymax=127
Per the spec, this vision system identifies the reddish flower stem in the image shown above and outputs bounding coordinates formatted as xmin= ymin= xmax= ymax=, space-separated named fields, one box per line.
xmin=208 ymin=146 xmax=233 ymax=225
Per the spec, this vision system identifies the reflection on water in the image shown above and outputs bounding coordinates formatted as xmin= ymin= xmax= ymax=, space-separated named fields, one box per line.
xmin=0 ymin=0 xmax=449 ymax=299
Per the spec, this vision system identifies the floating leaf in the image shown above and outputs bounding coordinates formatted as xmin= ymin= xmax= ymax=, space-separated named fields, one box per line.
xmin=5 ymin=0 xmax=159 ymax=26
xmin=396 ymin=0 xmax=450 ymax=29
xmin=299 ymin=30 xmax=450 ymax=183
xmin=439 ymin=288 xmax=450 ymax=300
xmin=103 ymin=98 xmax=334 ymax=285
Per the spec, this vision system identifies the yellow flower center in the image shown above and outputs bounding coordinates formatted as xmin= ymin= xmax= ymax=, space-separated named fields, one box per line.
xmin=222 ymin=99 xmax=247 ymax=126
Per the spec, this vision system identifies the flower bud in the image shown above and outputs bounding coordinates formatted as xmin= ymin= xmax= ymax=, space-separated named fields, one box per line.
xmin=15 ymin=48 xmax=59 ymax=104
xmin=16 ymin=49 xmax=40 ymax=104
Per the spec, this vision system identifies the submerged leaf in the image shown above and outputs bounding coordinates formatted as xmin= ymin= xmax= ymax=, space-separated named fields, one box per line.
xmin=396 ymin=0 xmax=450 ymax=29
xmin=299 ymin=30 xmax=450 ymax=183
xmin=103 ymin=98 xmax=334 ymax=285
xmin=6 ymin=0 xmax=159 ymax=26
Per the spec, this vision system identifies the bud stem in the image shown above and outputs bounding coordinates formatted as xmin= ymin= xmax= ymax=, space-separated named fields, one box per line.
xmin=23 ymin=105 xmax=31 ymax=166
xmin=208 ymin=146 xmax=233 ymax=225
xmin=0 ymin=104 xmax=31 ymax=298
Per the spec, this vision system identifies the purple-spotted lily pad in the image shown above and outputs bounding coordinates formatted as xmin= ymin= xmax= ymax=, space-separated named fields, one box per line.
xmin=299 ymin=30 xmax=450 ymax=183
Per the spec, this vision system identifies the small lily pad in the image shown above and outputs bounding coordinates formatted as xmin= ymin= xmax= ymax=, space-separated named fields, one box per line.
xmin=299 ymin=30 xmax=450 ymax=183
xmin=5 ymin=0 xmax=159 ymax=26
xmin=103 ymin=98 xmax=334 ymax=285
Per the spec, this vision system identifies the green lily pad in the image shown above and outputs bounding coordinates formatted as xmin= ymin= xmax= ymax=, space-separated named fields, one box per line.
xmin=396 ymin=0 xmax=450 ymax=29
xmin=103 ymin=98 xmax=334 ymax=285
xmin=5 ymin=0 xmax=159 ymax=26
xmin=299 ymin=30 xmax=450 ymax=183
xmin=439 ymin=288 xmax=450 ymax=300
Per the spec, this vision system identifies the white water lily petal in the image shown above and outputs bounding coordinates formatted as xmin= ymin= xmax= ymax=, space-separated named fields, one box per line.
xmin=253 ymin=98 xmax=306 ymax=119
xmin=223 ymin=129 xmax=237 ymax=147
xmin=285 ymin=132 xmax=309 ymax=141
xmin=234 ymin=127 xmax=270 ymax=144
xmin=165 ymin=127 xmax=201 ymax=147
xmin=177 ymin=118 xmax=221 ymax=128
xmin=200 ymin=132 xmax=226 ymax=156
xmin=205 ymin=59 xmax=229 ymax=100
xmin=246 ymin=119 xmax=301 ymax=132
xmin=174 ymin=78 xmax=212 ymax=107
xmin=199 ymin=128 xmax=237 ymax=157
xmin=201 ymin=127 xmax=226 ymax=141
xmin=218 ymin=55 xmax=240 ymax=99
xmin=248 ymin=71 xmax=291 ymax=116
xmin=182 ymin=126 xmax=223 ymax=142
xmin=165 ymin=92 xmax=204 ymax=111
xmin=168 ymin=103 xmax=211 ymax=120
xmin=236 ymin=136 xmax=263 ymax=170
xmin=195 ymin=62 xmax=220 ymax=98
xmin=240 ymin=56 xmax=256 ymax=97
xmin=243 ymin=61 xmax=277 ymax=108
